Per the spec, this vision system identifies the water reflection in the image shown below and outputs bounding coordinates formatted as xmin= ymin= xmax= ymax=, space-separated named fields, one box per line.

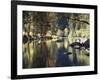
xmin=23 ymin=38 xmax=90 ymax=69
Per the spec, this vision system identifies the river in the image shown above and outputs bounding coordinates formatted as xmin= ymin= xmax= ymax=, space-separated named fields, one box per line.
xmin=22 ymin=38 xmax=90 ymax=68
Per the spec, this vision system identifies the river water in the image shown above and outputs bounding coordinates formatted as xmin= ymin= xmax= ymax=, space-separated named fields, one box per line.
xmin=23 ymin=38 xmax=90 ymax=68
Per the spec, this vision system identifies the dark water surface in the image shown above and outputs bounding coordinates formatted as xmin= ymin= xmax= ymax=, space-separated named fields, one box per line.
xmin=23 ymin=39 xmax=90 ymax=68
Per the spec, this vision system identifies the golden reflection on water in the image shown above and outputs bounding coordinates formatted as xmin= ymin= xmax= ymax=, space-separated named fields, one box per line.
xmin=23 ymin=39 xmax=90 ymax=68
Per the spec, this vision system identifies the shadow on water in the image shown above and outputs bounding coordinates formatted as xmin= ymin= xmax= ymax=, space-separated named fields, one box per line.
xmin=56 ymin=46 xmax=72 ymax=67
xmin=23 ymin=39 xmax=90 ymax=68
xmin=72 ymin=48 xmax=79 ymax=66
